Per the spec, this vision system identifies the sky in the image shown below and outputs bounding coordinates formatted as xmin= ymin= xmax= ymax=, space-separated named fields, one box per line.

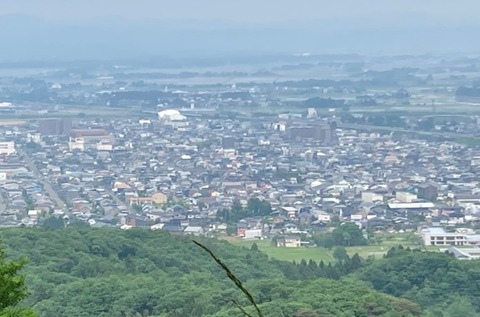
xmin=1 ymin=0 xmax=479 ymax=25
xmin=0 ymin=0 xmax=479 ymax=61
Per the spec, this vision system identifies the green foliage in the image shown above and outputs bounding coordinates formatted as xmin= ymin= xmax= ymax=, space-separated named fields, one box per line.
xmin=358 ymin=247 xmax=480 ymax=312
xmin=42 ymin=216 xmax=64 ymax=230
xmin=193 ymin=240 xmax=264 ymax=317
xmin=213 ymin=279 xmax=422 ymax=317
xmin=332 ymin=246 xmax=348 ymax=263
xmin=0 ymin=228 xmax=420 ymax=317
xmin=315 ymin=223 xmax=368 ymax=248
xmin=216 ymin=198 xmax=272 ymax=223
xmin=0 ymin=244 xmax=36 ymax=317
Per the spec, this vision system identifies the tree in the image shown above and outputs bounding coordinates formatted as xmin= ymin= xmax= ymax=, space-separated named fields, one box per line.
xmin=0 ymin=245 xmax=36 ymax=316
xmin=332 ymin=246 xmax=348 ymax=263
xmin=250 ymin=243 xmax=259 ymax=252
xmin=226 ymin=224 xmax=237 ymax=236
xmin=43 ymin=216 xmax=65 ymax=230
xmin=445 ymin=297 xmax=477 ymax=317
xmin=331 ymin=223 xmax=367 ymax=246
xmin=350 ymin=253 xmax=362 ymax=270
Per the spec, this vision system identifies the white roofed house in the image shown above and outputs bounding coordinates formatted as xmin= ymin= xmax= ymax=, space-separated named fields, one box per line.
xmin=282 ymin=206 xmax=297 ymax=220
xmin=276 ymin=236 xmax=301 ymax=248
xmin=243 ymin=229 xmax=263 ymax=240
xmin=183 ymin=226 xmax=204 ymax=236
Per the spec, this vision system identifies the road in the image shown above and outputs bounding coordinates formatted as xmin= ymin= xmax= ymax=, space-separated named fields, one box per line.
xmin=17 ymin=148 xmax=67 ymax=210
xmin=0 ymin=191 xmax=6 ymax=214
xmin=106 ymin=189 xmax=129 ymax=211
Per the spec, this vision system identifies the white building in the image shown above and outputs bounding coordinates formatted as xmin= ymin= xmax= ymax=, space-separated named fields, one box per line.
xmin=420 ymin=227 xmax=480 ymax=246
xmin=157 ymin=109 xmax=188 ymax=127
xmin=362 ymin=192 xmax=384 ymax=203
xmin=243 ymin=229 xmax=263 ymax=240
xmin=396 ymin=192 xmax=417 ymax=203
xmin=0 ymin=141 xmax=15 ymax=155
xmin=68 ymin=138 xmax=85 ymax=151
xmin=96 ymin=141 xmax=113 ymax=151
xmin=307 ymin=108 xmax=317 ymax=118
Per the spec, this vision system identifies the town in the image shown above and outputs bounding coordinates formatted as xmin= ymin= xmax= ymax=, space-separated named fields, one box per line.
xmin=1 ymin=53 xmax=480 ymax=261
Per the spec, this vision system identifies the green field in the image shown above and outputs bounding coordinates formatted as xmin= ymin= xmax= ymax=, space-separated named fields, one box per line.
xmin=230 ymin=239 xmax=334 ymax=263
xmin=229 ymin=233 xmax=420 ymax=263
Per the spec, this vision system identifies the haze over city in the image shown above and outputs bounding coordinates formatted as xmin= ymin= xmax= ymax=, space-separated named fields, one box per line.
xmin=1 ymin=0 xmax=480 ymax=60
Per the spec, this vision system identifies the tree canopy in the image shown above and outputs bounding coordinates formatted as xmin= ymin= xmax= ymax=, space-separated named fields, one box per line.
xmin=358 ymin=246 xmax=480 ymax=314
xmin=0 ymin=243 xmax=36 ymax=317
xmin=0 ymin=228 xmax=424 ymax=317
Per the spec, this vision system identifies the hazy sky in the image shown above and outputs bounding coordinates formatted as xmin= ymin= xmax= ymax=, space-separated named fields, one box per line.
xmin=1 ymin=0 xmax=479 ymax=25
xmin=1 ymin=0 xmax=479 ymax=61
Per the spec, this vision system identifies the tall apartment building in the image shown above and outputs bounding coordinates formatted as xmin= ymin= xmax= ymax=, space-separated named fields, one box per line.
xmin=286 ymin=121 xmax=336 ymax=144
xmin=38 ymin=118 xmax=72 ymax=135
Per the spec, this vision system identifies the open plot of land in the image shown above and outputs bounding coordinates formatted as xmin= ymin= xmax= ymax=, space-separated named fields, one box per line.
xmin=230 ymin=239 xmax=334 ymax=263
xmin=229 ymin=233 xmax=420 ymax=263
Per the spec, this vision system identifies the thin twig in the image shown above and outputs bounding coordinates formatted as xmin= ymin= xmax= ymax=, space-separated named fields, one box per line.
xmin=231 ymin=299 xmax=255 ymax=317
xmin=193 ymin=240 xmax=264 ymax=317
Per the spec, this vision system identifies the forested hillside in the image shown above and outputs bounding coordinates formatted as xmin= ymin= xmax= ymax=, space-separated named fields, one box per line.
xmin=358 ymin=246 xmax=480 ymax=317
xmin=0 ymin=228 xmax=478 ymax=317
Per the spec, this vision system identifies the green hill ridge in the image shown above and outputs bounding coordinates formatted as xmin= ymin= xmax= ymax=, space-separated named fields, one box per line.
xmin=0 ymin=228 xmax=478 ymax=317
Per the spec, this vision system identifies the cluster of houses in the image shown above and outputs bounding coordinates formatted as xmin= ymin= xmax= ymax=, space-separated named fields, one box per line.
xmin=0 ymin=111 xmax=480 ymax=254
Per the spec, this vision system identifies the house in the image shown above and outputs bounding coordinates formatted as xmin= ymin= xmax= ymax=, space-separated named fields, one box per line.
xmin=183 ymin=226 xmax=203 ymax=236
xmin=315 ymin=211 xmax=331 ymax=223
xmin=126 ymin=214 xmax=150 ymax=228
xmin=244 ymin=229 xmax=262 ymax=240
xmin=150 ymin=223 xmax=165 ymax=231
xmin=237 ymin=220 xmax=249 ymax=237
xmin=361 ymin=192 xmax=384 ymax=203
xmin=284 ymin=223 xmax=298 ymax=233
xmin=395 ymin=192 xmax=417 ymax=203
xmin=276 ymin=236 xmax=301 ymax=248
xmin=162 ymin=224 xmax=184 ymax=234
xmin=282 ymin=206 xmax=297 ymax=219
xmin=128 ymin=192 xmax=168 ymax=206
xmin=417 ymin=184 xmax=438 ymax=201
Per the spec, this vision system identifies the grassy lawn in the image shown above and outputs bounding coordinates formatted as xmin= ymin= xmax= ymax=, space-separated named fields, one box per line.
xmin=349 ymin=233 xmax=419 ymax=258
xmin=228 ymin=233 xmax=420 ymax=263
xmin=230 ymin=239 xmax=334 ymax=263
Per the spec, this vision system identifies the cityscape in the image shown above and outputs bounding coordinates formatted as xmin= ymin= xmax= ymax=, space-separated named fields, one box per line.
xmin=2 ymin=1 xmax=480 ymax=316
xmin=1 ymin=54 xmax=480 ymax=260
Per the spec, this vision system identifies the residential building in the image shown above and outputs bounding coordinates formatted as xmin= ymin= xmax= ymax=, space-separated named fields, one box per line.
xmin=0 ymin=141 xmax=15 ymax=155
xmin=276 ymin=236 xmax=301 ymax=247
xmin=38 ymin=118 xmax=72 ymax=135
